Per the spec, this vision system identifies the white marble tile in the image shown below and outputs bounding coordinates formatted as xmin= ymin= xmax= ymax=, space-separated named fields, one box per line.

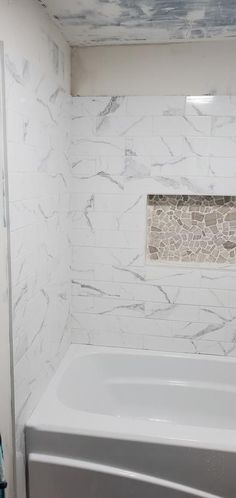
xmin=145 ymin=265 xmax=236 ymax=291
xmin=172 ymin=287 xmax=231 ymax=308
xmin=70 ymin=192 xmax=95 ymax=212
xmin=72 ymin=211 xmax=118 ymax=231
xmin=72 ymin=226 xmax=149 ymax=249
xmin=71 ymin=116 xmax=95 ymax=137
xmin=7 ymin=142 xmax=40 ymax=173
xmin=8 ymin=171 xmax=67 ymax=201
xmin=4 ymin=6 xmax=71 ymax=497
xmin=72 ymin=137 xmax=125 ymax=156
xmin=95 ymin=229 xmax=144 ymax=249
xmin=209 ymin=137 xmax=236 ymax=157
xmin=211 ymin=116 xmax=236 ymax=137
xmin=153 ymin=116 xmax=211 ymax=137
xmin=96 ymin=156 xmax=126 ymax=176
xmin=150 ymin=156 xmax=209 ymax=177
xmin=70 ymin=157 xmax=97 ymax=177
xmin=72 ymin=246 xmax=145 ymax=267
xmin=95 ymin=116 xmax=153 ymax=137
xmin=6 ymin=109 xmax=26 ymax=143
xmin=145 ymin=302 xmax=200 ymax=322
xmin=121 ymin=156 xmax=151 ymax=178
xmin=142 ymin=335 xmax=195 ymax=353
xmin=127 ymin=136 xmax=183 ymax=157
xmin=208 ymin=158 xmax=236 ymax=177
xmin=126 ymin=96 xmax=185 ymax=116
xmin=112 ymin=265 xmax=146 ymax=283
xmin=123 ymin=175 xmax=236 ymax=195
xmin=70 ymin=95 xmax=236 ymax=359
xmin=71 ymin=229 xmax=96 ymax=247
xmin=173 ymin=320 xmax=235 ymax=343
xmin=199 ymin=306 xmax=236 ymax=324
xmin=71 ymin=312 xmax=172 ymax=338
xmin=94 ymin=193 xmax=145 ymax=213
xmin=72 ymin=96 xmax=127 ymax=118
xmin=185 ymin=96 xmax=236 ymax=117
xmin=71 ymin=279 xmax=175 ymax=304
xmin=183 ymin=136 xmax=210 ymax=157
xmin=71 ymin=263 xmax=114 ymax=282
xmin=71 ymin=175 xmax=125 ymax=194
xmin=223 ymin=342 xmax=236 ymax=356
xmin=193 ymin=340 xmax=225 ymax=355
xmin=72 ymin=296 xmax=146 ymax=317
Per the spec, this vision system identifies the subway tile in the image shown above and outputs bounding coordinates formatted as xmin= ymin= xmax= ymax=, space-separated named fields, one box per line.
xmin=208 ymin=157 xmax=236 ymax=177
xmin=93 ymin=193 xmax=145 ymax=213
xmin=212 ymin=116 xmax=236 ymax=137
xmin=70 ymin=175 xmax=125 ymax=194
xmin=126 ymin=96 xmax=185 ymax=116
xmin=72 ymin=296 xmax=146 ymax=317
xmin=95 ymin=116 xmax=153 ymax=137
xmin=153 ymin=116 xmax=211 ymax=137
xmin=70 ymin=95 xmax=236 ymax=360
xmin=209 ymin=137 xmax=236 ymax=157
xmin=72 ymin=246 xmax=145 ymax=267
xmin=185 ymin=96 xmax=236 ymax=117
xmin=71 ymin=137 xmax=125 ymax=156
xmin=142 ymin=335 xmax=195 ymax=353
xmin=72 ymin=96 xmax=127 ymax=117
xmin=95 ymin=229 xmax=144 ymax=249
xmin=127 ymin=136 xmax=183 ymax=156
xmin=150 ymin=156 xmax=209 ymax=177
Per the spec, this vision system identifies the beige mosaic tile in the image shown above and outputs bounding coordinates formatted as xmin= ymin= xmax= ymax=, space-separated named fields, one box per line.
xmin=147 ymin=195 xmax=236 ymax=264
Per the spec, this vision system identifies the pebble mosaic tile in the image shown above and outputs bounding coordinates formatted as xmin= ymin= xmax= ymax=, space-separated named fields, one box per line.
xmin=147 ymin=195 xmax=236 ymax=264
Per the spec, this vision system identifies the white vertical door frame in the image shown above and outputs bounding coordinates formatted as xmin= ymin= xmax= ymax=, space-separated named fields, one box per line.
xmin=0 ymin=41 xmax=16 ymax=498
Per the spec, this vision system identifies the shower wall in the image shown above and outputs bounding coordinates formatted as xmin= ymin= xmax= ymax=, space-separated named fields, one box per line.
xmin=70 ymin=96 xmax=236 ymax=357
xmin=0 ymin=0 xmax=71 ymax=496
xmin=1 ymin=3 xmax=236 ymax=496
xmin=0 ymin=43 xmax=14 ymax=498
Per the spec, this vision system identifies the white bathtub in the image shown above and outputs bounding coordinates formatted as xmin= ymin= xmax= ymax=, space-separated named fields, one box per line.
xmin=26 ymin=345 xmax=236 ymax=498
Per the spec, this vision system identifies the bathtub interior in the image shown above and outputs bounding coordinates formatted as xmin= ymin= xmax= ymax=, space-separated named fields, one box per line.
xmin=57 ymin=350 xmax=236 ymax=430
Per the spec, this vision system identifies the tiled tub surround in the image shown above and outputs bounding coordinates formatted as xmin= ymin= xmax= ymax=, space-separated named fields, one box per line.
xmin=9 ymin=70 xmax=71 ymax=494
xmin=1 ymin=0 xmax=71 ymax=496
xmin=71 ymin=95 xmax=236 ymax=358
xmin=8 ymin=63 xmax=71 ymax=495
xmin=147 ymin=195 xmax=236 ymax=264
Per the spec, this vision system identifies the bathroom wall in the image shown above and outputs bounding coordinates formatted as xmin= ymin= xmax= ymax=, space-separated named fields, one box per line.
xmin=72 ymin=40 xmax=236 ymax=96
xmin=0 ymin=1 xmax=71 ymax=496
xmin=70 ymin=95 xmax=236 ymax=357
xmin=0 ymin=43 xmax=15 ymax=498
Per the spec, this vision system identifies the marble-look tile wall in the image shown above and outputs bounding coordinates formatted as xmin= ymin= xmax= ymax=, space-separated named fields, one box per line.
xmin=0 ymin=1 xmax=71 ymax=496
xmin=0 ymin=44 xmax=14 ymax=498
xmin=70 ymin=95 xmax=236 ymax=358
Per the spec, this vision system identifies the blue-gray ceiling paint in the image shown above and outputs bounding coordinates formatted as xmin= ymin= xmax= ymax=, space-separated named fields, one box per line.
xmin=39 ymin=0 xmax=236 ymax=46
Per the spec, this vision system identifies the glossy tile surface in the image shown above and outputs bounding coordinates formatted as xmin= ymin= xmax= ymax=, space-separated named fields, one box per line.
xmin=1 ymin=0 xmax=71 ymax=496
xmin=70 ymin=95 xmax=236 ymax=359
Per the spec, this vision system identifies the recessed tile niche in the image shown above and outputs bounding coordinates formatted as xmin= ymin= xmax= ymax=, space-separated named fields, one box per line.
xmin=147 ymin=194 xmax=236 ymax=264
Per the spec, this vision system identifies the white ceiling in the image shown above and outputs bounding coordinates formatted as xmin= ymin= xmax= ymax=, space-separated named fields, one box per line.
xmin=39 ymin=0 xmax=236 ymax=47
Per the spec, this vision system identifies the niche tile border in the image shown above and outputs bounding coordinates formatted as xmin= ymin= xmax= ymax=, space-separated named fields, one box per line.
xmin=146 ymin=194 xmax=236 ymax=264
